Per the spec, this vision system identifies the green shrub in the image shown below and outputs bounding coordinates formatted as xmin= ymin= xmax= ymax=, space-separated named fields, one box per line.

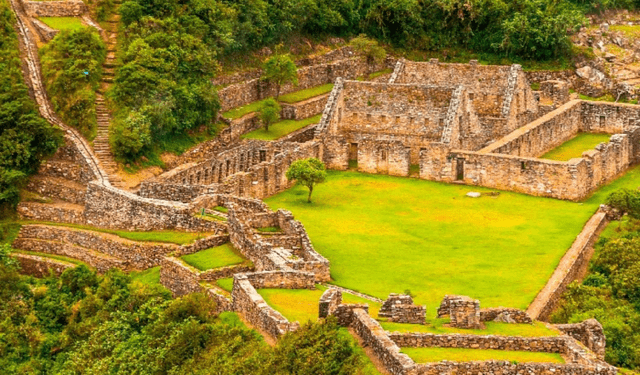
xmin=110 ymin=110 xmax=152 ymax=160
xmin=40 ymin=28 xmax=106 ymax=138
xmin=606 ymin=188 xmax=640 ymax=219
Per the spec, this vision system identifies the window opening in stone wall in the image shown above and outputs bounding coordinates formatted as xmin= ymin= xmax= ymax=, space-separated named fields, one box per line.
xmin=455 ymin=158 xmax=464 ymax=180
xmin=599 ymin=115 xmax=605 ymax=128
xmin=439 ymin=118 xmax=444 ymax=128
xmin=521 ymin=161 xmax=526 ymax=171
xmin=469 ymin=93 xmax=474 ymax=101
xmin=630 ymin=118 xmax=636 ymax=127
xmin=349 ymin=143 xmax=358 ymax=169
xmin=259 ymin=150 xmax=267 ymax=162
xmin=196 ymin=171 xmax=201 ymax=184
xmin=380 ymin=150 xmax=387 ymax=161
xmin=226 ymin=160 xmax=231 ymax=176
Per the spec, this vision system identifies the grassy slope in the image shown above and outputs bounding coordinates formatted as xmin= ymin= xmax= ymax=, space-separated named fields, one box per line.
xmin=258 ymin=286 xmax=382 ymax=324
xmin=217 ymin=277 xmax=234 ymax=292
xmin=265 ymin=171 xmax=600 ymax=313
xmin=130 ymin=266 xmax=161 ymax=286
xmin=39 ymin=17 xmax=85 ymax=31
xmin=180 ymin=244 xmax=245 ymax=271
xmin=401 ymin=347 xmax=565 ymax=364
xmin=541 ymin=133 xmax=611 ymax=161
xmin=242 ymin=114 xmax=321 ymax=141
xmin=278 ymin=84 xmax=334 ymax=103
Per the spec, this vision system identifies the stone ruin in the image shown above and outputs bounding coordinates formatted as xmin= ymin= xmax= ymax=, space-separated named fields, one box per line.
xmin=378 ymin=294 xmax=426 ymax=324
xmin=556 ymin=318 xmax=607 ymax=360
xmin=437 ymin=295 xmax=534 ymax=329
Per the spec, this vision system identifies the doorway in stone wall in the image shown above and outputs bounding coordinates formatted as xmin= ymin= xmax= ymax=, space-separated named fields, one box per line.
xmin=349 ymin=143 xmax=358 ymax=169
xmin=456 ymin=158 xmax=465 ymax=180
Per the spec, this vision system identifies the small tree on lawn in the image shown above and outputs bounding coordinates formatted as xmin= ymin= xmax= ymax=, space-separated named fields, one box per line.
xmin=263 ymin=53 xmax=298 ymax=100
xmin=259 ymin=98 xmax=280 ymax=132
xmin=349 ymin=34 xmax=386 ymax=76
xmin=286 ymin=158 xmax=327 ymax=203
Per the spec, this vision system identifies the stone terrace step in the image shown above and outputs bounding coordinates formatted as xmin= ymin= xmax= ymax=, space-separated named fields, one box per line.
xmin=26 ymin=175 xmax=87 ymax=205
xmin=12 ymin=237 xmax=126 ymax=274
xmin=16 ymin=201 xmax=85 ymax=225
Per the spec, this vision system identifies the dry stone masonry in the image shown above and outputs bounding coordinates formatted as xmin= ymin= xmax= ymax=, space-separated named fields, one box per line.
xmin=378 ymin=294 xmax=426 ymax=324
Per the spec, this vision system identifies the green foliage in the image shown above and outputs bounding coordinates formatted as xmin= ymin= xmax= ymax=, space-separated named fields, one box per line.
xmin=259 ymin=98 xmax=280 ymax=132
xmin=350 ymin=34 xmax=387 ymax=66
xmin=262 ymin=53 xmax=298 ymax=99
xmin=0 ymin=0 xmax=62 ymax=209
xmin=111 ymin=0 xmax=226 ymax=162
xmin=285 ymin=158 xmax=327 ymax=202
xmin=40 ymin=28 xmax=105 ymax=139
xmin=551 ymin=218 xmax=640 ymax=369
xmin=109 ymin=110 xmax=152 ymax=160
xmin=606 ymin=189 xmax=640 ymax=219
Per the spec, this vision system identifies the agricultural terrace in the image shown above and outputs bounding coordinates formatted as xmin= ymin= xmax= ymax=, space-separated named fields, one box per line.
xmin=265 ymin=168 xmax=640 ymax=315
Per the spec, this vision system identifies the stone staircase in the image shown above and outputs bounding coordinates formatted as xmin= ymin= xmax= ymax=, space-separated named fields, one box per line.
xmin=93 ymin=94 xmax=123 ymax=187
xmin=92 ymin=6 xmax=124 ymax=188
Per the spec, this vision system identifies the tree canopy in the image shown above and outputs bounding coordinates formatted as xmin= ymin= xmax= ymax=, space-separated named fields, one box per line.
xmin=262 ymin=53 xmax=299 ymax=100
xmin=286 ymin=158 xmax=327 ymax=203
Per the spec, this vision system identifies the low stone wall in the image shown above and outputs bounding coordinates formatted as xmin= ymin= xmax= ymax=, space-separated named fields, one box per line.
xmin=22 ymin=0 xmax=87 ymax=17
xmin=199 ymin=264 xmax=253 ymax=282
xmin=26 ymin=176 xmax=86 ymax=205
xmin=17 ymin=201 xmax=85 ymax=224
xmin=138 ymin=181 xmax=224 ymax=203
xmin=319 ymin=288 xmax=342 ymax=318
xmin=13 ymin=252 xmax=75 ymax=277
xmin=411 ymin=360 xmax=616 ymax=375
xmin=340 ymin=307 xmax=416 ymax=375
xmin=160 ymin=257 xmax=203 ymax=297
xmin=12 ymin=238 xmax=125 ymax=273
xmin=480 ymin=308 xmax=533 ymax=324
xmin=281 ymin=94 xmax=328 ymax=120
xmin=232 ymin=274 xmax=299 ymax=340
xmin=278 ymin=123 xmax=318 ymax=143
xmin=389 ymin=333 xmax=566 ymax=354
xmin=379 ymin=294 xmax=426 ymax=324
xmin=83 ymin=182 xmax=225 ymax=232
xmin=527 ymin=208 xmax=609 ymax=320
xmin=243 ymin=270 xmax=315 ymax=289
xmin=38 ymin=159 xmax=86 ymax=183
xmin=31 ymin=18 xmax=58 ymax=42
xmin=556 ymin=319 xmax=606 ymax=360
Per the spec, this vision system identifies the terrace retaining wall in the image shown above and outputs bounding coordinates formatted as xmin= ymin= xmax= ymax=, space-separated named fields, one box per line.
xmin=21 ymin=0 xmax=87 ymax=17
xmin=13 ymin=252 xmax=75 ymax=277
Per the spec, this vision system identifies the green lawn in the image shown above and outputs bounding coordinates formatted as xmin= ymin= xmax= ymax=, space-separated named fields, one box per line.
xmin=401 ymin=347 xmax=565 ymax=364
xmin=130 ymin=266 xmax=161 ymax=286
xmin=258 ymin=286 xmax=382 ymax=324
xmin=180 ymin=243 xmax=246 ymax=271
xmin=222 ymin=99 xmax=272 ymax=120
xmin=541 ymin=133 xmax=612 ymax=161
xmin=14 ymin=249 xmax=87 ymax=267
xmin=217 ymin=277 xmax=234 ymax=292
xmin=265 ymin=171 xmax=601 ymax=314
xmin=39 ymin=17 xmax=85 ymax=31
xmin=241 ymin=114 xmax=321 ymax=141
xmin=380 ymin=320 xmax=559 ymax=337
xmin=278 ymin=84 xmax=334 ymax=104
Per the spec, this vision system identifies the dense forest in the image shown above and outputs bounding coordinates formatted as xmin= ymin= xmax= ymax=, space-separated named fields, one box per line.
xmin=0 ymin=0 xmax=62 ymax=210
xmin=107 ymin=0 xmax=635 ymax=162
xmin=0 ymin=245 xmax=380 ymax=374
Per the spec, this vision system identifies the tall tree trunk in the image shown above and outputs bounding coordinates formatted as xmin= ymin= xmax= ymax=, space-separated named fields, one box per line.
xmin=276 ymin=84 xmax=281 ymax=101
xmin=265 ymin=121 xmax=269 ymax=132
xmin=307 ymin=185 xmax=313 ymax=203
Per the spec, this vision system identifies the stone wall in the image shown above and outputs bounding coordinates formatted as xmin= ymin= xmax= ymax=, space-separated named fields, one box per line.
xmin=22 ymin=0 xmax=87 ymax=17
xmin=17 ymin=201 xmax=85 ymax=224
xmin=281 ymin=94 xmax=328 ymax=120
xmin=411 ymin=360 xmax=616 ymax=375
xmin=319 ymin=288 xmax=342 ymax=318
xmin=480 ymin=100 xmax=583 ymax=157
xmin=218 ymin=56 xmax=394 ymax=112
xmin=556 ymin=319 xmax=606 ymax=360
xmin=31 ymin=18 xmax=58 ymax=42
xmin=389 ymin=333 xmax=567 ymax=354
xmin=232 ymin=274 xmax=299 ymax=340
xmin=527 ymin=209 xmax=609 ymax=320
xmin=419 ymin=132 xmax=633 ymax=201
xmin=379 ymin=294 xmax=426 ymax=324
xmin=83 ymin=182 xmax=225 ymax=232
xmin=26 ymin=176 xmax=86 ymax=205
xmin=38 ymin=158 xmax=87 ymax=183
xmin=160 ymin=257 xmax=203 ymax=297
xmin=479 ymin=308 xmax=533 ymax=324
xmin=13 ymin=252 xmax=75 ymax=277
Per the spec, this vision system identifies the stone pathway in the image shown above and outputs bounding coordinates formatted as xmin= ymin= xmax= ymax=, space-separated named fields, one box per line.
xmin=92 ymin=5 xmax=124 ymax=188
xmin=320 ymin=283 xmax=384 ymax=303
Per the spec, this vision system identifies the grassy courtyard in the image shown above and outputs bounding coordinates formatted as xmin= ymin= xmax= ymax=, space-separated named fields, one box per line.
xmin=379 ymin=320 xmax=558 ymax=337
xmin=241 ymin=114 xmax=321 ymax=141
xmin=541 ymin=132 xmax=611 ymax=161
xmin=181 ymin=243 xmax=246 ymax=271
xmin=401 ymin=347 xmax=565 ymax=364
xmin=39 ymin=17 xmax=85 ymax=31
xmin=265 ymin=171 xmax=600 ymax=313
